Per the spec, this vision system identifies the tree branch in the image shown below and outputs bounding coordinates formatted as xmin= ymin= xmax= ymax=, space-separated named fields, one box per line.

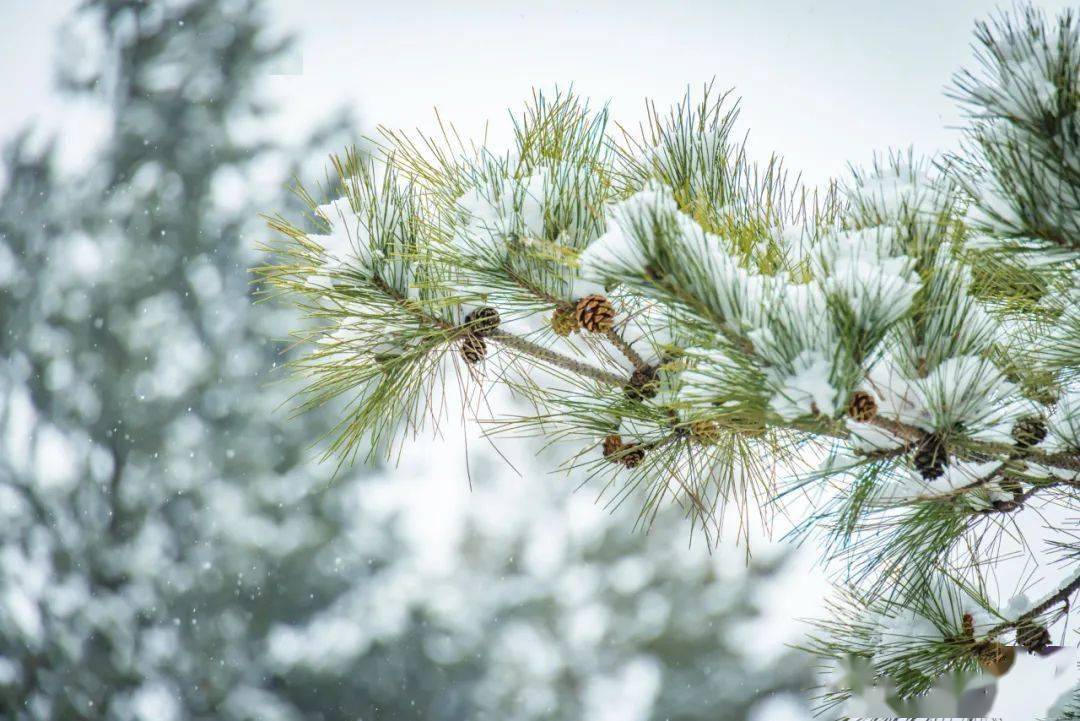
xmin=986 ymin=571 xmax=1080 ymax=641
xmin=604 ymin=327 xmax=648 ymax=369
xmin=857 ymin=416 xmax=1080 ymax=476
xmin=504 ymin=261 xmax=651 ymax=371
xmin=488 ymin=330 xmax=628 ymax=387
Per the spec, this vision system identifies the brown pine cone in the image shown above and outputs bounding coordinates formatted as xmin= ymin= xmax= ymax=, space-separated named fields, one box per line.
xmin=1016 ymin=621 xmax=1051 ymax=654
xmin=1011 ymin=416 xmax=1047 ymax=450
xmin=620 ymin=445 xmax=645 ymax=469
xmin=624 ymin=365 xmax=660 ymax=402
xmin=602 ymin=434 xmax=645 ymax=468
xmin=463 ymin=306 xmax=500 ymax=336
xmin=460 ymin=333 xmax=487 ymax=365
xmin=961 ymin=612 xmax=975 ymax=640
xmin=602 ymin=434 xmax=624 ymax=459
xmin=847 ymin=390 xmax=878 ymax=422
xmin=550 ymin=307 xmax=580 ymax=337
xmin=913 ymin=432 xmax=948 ymax=480
xmin=575 ymin=294 xmax=615 ymax=334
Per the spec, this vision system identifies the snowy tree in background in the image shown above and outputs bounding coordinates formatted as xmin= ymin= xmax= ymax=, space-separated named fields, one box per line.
xmin=0 ymin=1 xmax=815 ymax=720
xmin=262 ymin=4 xmax=1080 ymax=716
xmin=0 ymin=0 xmax=357 ymax=716
xmin=263 ymin=451 xmax=811 ymax=721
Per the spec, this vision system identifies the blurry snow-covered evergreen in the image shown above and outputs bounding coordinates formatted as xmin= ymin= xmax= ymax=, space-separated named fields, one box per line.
xmin=0 ymin=1 xmax=810 ymax=719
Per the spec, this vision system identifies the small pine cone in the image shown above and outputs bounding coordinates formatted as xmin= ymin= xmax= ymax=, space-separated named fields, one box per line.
xmin=460 ymin=333 xmax=487 ymax=365
xmin=575 ymin=294 xmax=615 ymax=334
xmin=463 ymin=306 xmax=500 ymax=336
xmin=1011 ymin=416 xmax=1047 ymax=450
xmin=602 ymin=434 xmax=645 ymax=468
xmin=602 ymin=434 xmax=624 ymax=460
xmin=1016 ymin=621 xmax=1051 ymax=654
xmin=690 ymin=420 xmax=722 ymax=445
xmin=977 ymin=642 xmax=1016 ymax=677
xmin=961 ymin=613 xmax=975 ymax=640
xmin=550 ymin=307 xmax=580 ymax=337
xmin=624 ymin=365 xmax=660 ymax=402
xmin=847 ymin=390 xmax=878 ymax=422
xmin=620 ymin=445 xmax=646 ymax=469
xmin=913 ymin=432 xmax=949 ymax=480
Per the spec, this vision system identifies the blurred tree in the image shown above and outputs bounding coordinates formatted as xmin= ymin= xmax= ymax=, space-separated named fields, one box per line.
xmin=0 ymin=0 xmax=354 ymax=717
xmin=0 ymin=1 xmax=812 ymax=720
xmin=262 ymin=461 xmax=811 ymax=721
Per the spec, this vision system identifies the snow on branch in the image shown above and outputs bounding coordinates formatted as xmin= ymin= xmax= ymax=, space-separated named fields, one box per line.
xmin=261 ymin=8 xmax=1080 ymax=709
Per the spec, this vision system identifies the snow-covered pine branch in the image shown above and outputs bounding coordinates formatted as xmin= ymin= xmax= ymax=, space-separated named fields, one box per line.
xmin=952 ymin=6 xmax=1080 ymax=265
xmin=260 ymin=6 xmax=1079 ymax=712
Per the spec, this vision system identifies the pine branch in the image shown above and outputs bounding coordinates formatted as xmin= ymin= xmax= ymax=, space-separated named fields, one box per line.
xmin=487 ymin=329 xmax=627 ymax=387
xmin=985 ymin=571 xmax=1080 ymax=641
xmin=854 ymin=414 xmax=1080 ymax=475
xmin=974 ymin=477 xmax=1080 ymax=515
xmin=604 ymin=327 xmax=648 ymax=369
xmin=378 ymin=270 xmax=634 ymax=389
xmin=503 ymin=256 xmax=652 ymax=371
xmin=262 ymin=23 xmax=1080 ymax=707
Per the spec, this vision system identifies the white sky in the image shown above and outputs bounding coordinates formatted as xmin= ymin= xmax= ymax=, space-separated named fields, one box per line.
xmin=264 ymin=0 xmax=1042 ymax=185
xmin=2 ymin=0 xmax=1076 ymax=185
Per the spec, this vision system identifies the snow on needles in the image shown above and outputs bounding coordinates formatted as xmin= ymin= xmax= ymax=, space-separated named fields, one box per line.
xmin=913 ymin=356 xmax=1036 ymax=442
xmin=862 ymin=354 xmax=1035 ymax=443
xmin=585 ymin=185 xmax=931 ymax=423
xmin=767 ymin=350 xmax=838 ymax=421
xmin=307 ymin=197 xmax=373 ymax=281
xmin=578 ymin=182 xmax=676 ymax=282
xmin=818 ymin=227 xmax=921 ymax=331
xmin=1045 ymin=384 xmax=1080 ymax=453
xmin=455 ymin=166 xmax=548 ymax=256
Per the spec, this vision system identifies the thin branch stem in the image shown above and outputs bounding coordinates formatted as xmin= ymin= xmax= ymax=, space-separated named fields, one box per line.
xmin=372 ymin=272 xmax=627 ymax=388
xmin=604 ymin=327 xmax=648 ymax=369
xmin=505 ymin=258 xmax=650 ymax=371
xmin=839 ymin=415 xmax=1080 ymax=477
xmin=985 ymin=571 xmax=1080 ymax=641
xmin=370 ymin=273 xmax=455 ymax=331
xmin=975 ymin=477 xmax=1080 ymax=514
xmin=488 ymin=330 xmax=628 ymax=387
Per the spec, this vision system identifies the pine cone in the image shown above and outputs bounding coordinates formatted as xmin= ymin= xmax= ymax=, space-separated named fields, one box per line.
xmin=602 ymin=434 xmax=624 ymax=460
xmin=575 ymin=294 xmax=615 ymax=334
xmin=1016 ymin=621 xmax=1051 ymax=654
xmin=621 ymin=445 xmax=646 ymax=469
xmin=624 ymin=365 xmax=660 ymax=402
xmin=1011 ymin=416 xmax=1047 ymax=450
xmin=690 ymin=420 xmax=722 ymax=445
xmin=961 ymin=612 xmax=975 ymax=640
xmin=602 ymin=434 xmax=645 ymax=468
xmin=977 ymin=642 xmax=1016 ymax=677
xmin=913 ymin=432 xmax=949 ymax=480
xmin=847 ymin=390 xmax=878 ymax=422
xmin=463 ymin=306 xmax=500 ymax=336
xmin=460 ymin=333 xmax=487 ymax=365
xmin=550 ymin=307 xmax=580 ymax=337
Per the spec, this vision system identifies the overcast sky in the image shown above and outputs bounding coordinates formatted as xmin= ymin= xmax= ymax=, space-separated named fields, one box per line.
xmin=262 ymin=0 xmax=1076 ymax=185
xmin=4 ymin=0 xmax=1076 ymax=185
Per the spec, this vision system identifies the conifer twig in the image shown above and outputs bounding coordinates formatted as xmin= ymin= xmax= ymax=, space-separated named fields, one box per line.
xmin=985 ymin=572 xmax=1080 ymax=641
xmin=604 ymin=327 xmax=648 ymax=369
xmin=487 ymin=330 xmax=627 ymax=388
